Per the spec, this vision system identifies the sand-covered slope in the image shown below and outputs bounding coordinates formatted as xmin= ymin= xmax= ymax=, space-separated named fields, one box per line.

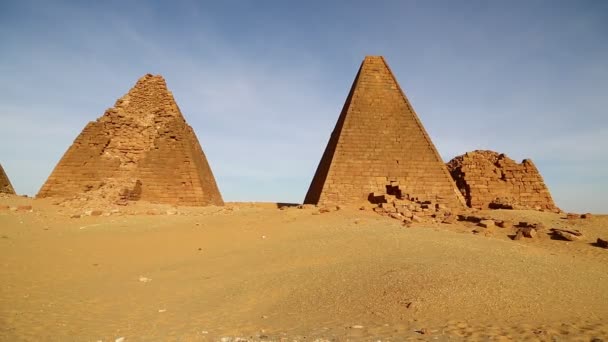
xmin=1 ymin=197 xmax=607 ymax=341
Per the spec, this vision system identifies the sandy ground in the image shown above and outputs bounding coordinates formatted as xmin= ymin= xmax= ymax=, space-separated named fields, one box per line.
xmin=1 ymin=196 xmax=607 ymax=341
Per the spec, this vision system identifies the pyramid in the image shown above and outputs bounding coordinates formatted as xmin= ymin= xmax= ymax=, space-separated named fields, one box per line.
xmin=0 ymin=163 xmax=16 ymax=195
xmin=305 ymin=56 xmax=465 ymax=209
xmin=37 ymin=74 xmax=224 ymax=206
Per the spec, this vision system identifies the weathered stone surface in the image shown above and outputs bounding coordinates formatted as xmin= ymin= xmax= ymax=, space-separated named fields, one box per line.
xmin=0 ymin=163 xmax=16 ymax=195
xmin=513 ymin=230 xmax=524 ymax=240
xmin=304 ymin=56 xmax=466 ymax=209
xmin=36 ymin=74 xmax=223 ymax=207
xmin=446 ymin=150 xmax=558 ymax=211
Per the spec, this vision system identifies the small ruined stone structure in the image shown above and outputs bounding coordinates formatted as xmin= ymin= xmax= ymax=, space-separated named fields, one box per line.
xmin=305 ymin=56 xmax=466 ymax=209
xmin=446 ymin=150 xmax=558 ymax=211
xmin=0 ymin=163 xmax=16 ymax=195
xmin=37 ymin=74 xmax=224 ymax=206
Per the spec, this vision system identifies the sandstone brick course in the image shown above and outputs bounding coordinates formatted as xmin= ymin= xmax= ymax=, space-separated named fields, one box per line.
xmin=0 ymin=163 xmax=15 ymax=195
xmin=304 ymin=56 xmax=465 ymax=209
xmin=37 ymin=74 xmax=223 ymax=206
xmin=446 ymin=150 xmax=558 ymax=211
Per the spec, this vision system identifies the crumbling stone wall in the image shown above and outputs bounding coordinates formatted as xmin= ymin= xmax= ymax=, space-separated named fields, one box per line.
xmin=305 ymin=56 xmax=465 ymax=210
xmin=37 ymin=74 xmax=224 ymax=206
xmin=446 ymin=150 xmax=558 ymax=211
xmin=0 ymin=163 xmax=16 ymax=195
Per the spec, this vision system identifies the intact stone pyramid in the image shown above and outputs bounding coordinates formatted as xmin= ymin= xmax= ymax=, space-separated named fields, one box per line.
xmin=0 ymin=163 xmax=16 ymax=195
xmin=38 ymin=74 xmax=224 ymax=206
xmin=305 ymin=56 xmax=465 ymax=209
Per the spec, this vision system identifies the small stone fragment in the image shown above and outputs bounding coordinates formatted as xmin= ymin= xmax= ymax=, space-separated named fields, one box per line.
xmin=318 ymin=207 xmax=331 ymax=214
xmin=521 ymin=227 xmax=537 ymax=238
xmin=478 ymin=219 xmax=495 ymax=228
xmin=441 ymin=215 xmax=456 ymax=224
xmin=497 ymin=220 xmax=513 ymax=229
xmin=566 ymin=213 xmax=579 ymax=220
xmin=553 ymin=230 xmax=580 ymax=241
xmin=581 ymin=213 xmax=593 ymax=219
xmin=513 ymin=230 xmax=524 ymax=240
xmin=70 ymin=214 xmax=81 ymax=219
xmin=596 ymin=238 xmax=608 ymax=248
xmin=90 ymin=210 xmax=103 ymax=216
xmin=389 ymin=213 xmax=402 ymax=220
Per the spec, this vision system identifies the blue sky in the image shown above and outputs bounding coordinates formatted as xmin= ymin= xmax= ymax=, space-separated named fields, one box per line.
xmin=1 ymin=0 xmax=606 ymax=212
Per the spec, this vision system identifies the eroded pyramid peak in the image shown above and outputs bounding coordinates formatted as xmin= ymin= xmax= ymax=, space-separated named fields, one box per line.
xmin=37 ymin=75 xmax=223 ymax=207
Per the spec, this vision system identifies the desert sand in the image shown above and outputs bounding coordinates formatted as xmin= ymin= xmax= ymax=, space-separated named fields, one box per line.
xmin=1 ymin=195 xmax=607 ymax=341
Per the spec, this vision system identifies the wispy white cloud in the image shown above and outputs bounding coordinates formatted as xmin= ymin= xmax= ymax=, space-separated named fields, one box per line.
xmin=1 ymin=0 xmax=606 ymax=212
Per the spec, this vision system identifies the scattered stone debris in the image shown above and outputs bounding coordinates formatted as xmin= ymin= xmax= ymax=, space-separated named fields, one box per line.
xmin=511 ymin=222 xmax=549 ymax=240
xmin=367 ymin=180 xmax=457 ymax=224
xmin=551 ymin=228 xmax=583 ymax=241
xmin=596 ymin=238 xmax=608 ymax=249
